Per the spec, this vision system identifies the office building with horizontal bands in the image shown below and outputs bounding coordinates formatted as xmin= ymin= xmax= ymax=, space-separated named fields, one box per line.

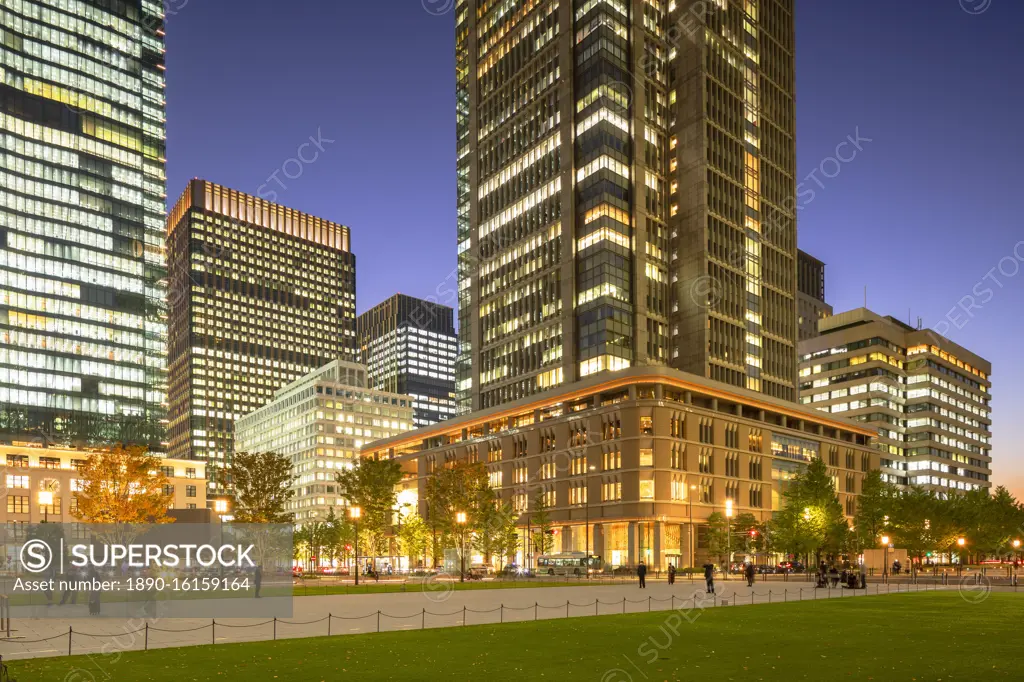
xmin=365 ymin=366 xmax=877 ymax=570
xmin=0 ymin=0 xmax=168 ymax=448
xmin=358 ymin=294 xmax=456 ymax=427
xmin=799 ymin=308 xmax=991 ymax=493
xmin=0 ymin=444 xmax=206 ymax=532
xmin=165 ymin=180 xmax=356 ymax=498
xmin=796 ymin=249 xmax=833 ymax=341
xmin=235 ymin=360 xmax=414 ymax=528
xmin=455 ymin=0 xmax=799 ymax=414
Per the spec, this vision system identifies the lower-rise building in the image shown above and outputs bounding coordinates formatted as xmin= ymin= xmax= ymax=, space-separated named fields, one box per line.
xmin=798 ymin=308 xmax=991 ymax=493
xmin=364 ymin=366 xmax=879 ymax=571
xmin=235 ymin=360 xmax=415 ymax=527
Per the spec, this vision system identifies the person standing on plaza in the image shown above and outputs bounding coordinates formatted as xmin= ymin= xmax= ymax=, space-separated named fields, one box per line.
xmin=637 ymin=561 xmax=647 ymax=589
xmin=668 ymin=563 xmax=676 ymax=585
xmin=745 ymin=561 xmax=756 ymax=588
xmin=703 ymin=562 xmax=716 ymax=594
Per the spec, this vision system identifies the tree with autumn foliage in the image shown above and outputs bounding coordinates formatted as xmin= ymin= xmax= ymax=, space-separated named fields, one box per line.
xmin=74 ymin=444 xmax=174 ymax=524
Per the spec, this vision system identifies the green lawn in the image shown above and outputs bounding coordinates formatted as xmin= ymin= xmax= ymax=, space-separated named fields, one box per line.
xmin=11 ymin=592 xmax=1020 ymax=681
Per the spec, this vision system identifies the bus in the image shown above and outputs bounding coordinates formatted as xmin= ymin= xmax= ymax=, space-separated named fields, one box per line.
xmin=536 ymin=553 xmax=602 ymax=576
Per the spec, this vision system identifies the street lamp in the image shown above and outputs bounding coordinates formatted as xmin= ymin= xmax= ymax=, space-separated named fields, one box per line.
xmin=957 ymin=537 xmax=966 ymax=576
xmin=1013 ymin=539 xmax=1021 ymax=572
xmin=584 ymin=465 xmax=596 ymax=579
xmin=881 ymin=535 xmax=890 ymax=583
xmin=38 ymin=490 xmax=53 ymax=523
xmin=456 ymin=511 xmax=468 ymax=583
xmin=349 ymin=506 xmax=362 ymax=586
xmin=725 ymin=499 xmax=734 ymax=580
xmin=688 ymin=484 xmax=697 ymax=569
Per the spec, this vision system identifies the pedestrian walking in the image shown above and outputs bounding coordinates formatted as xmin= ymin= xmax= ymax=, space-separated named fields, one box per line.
xmin=703 ymin=562 xmax=716 ymax=594
xmin=668 ymin=563 xmax=676 ymax=585
xmin=254 ymin=564 xmax=263 ymax=598
xmin=637 ymin=561 xmax=647 ymax=589
xmin=745 ymin=561 xmax=755 ymax=588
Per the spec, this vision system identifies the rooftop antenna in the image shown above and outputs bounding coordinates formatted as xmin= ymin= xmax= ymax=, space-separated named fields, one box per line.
xmin=863 ymin=286 xmax=867 ymax=309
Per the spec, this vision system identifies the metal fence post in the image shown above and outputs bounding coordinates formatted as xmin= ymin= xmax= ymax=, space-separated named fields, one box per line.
xmin=379 ymin=610 xmax=383 ymax=632
xmin=145 ymin=622 xmax=149 ymax=651
xmin=273 ymin=617 xmax=277 ymax=640
xmin=68 ymin=626 xmax=72 ymax=656
xmin=212 ymin=620 xmax=215 ymax=646
xmin=329 ymin=614 xmax=332 ymax=636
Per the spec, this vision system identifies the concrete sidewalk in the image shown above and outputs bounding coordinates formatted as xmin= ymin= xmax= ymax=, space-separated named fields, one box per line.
xmin=0 ymin=579 xmax=957 ymax=661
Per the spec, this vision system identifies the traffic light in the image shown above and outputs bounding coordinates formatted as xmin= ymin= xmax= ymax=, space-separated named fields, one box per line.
xmin=749 ymin=529 xmax=758 ymax=538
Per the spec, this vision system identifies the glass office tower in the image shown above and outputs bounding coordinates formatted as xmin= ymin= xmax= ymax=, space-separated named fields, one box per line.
xmin=0 ymin=0 xmax=168 ymax=448
xmin=456 ymin=0 xmax=798 ymax=412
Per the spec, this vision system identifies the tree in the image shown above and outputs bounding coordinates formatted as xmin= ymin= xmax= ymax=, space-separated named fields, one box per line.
xmin=704 ymin=512 xmax=731 ymax=566
xmin=75 ymin=444 xmax=173 ymax=524
xmin=772 ymin=457 xmax=847 ymax=564
xmin=232 ymin=451 xmax=295 ymax=524
xmin=335 ymin=457 xmax=403 ymax=561
xmin=424 ymin=461 xmax=494 ymax=549
xmin=853 ymin=470 xmax=898 ymax=552
xmin=474 ymin=502 xmax=517 ymax=566
xmin=531 ymin=493 xmax=554 ymax=556
xmin=398 ymin=511 xmax=431 ymax=569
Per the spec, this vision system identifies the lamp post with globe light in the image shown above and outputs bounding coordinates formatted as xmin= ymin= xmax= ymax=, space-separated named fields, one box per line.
xmin=38 ymin=490 xmax=53 ymax=524
xmin=456 ymin=511 xmax=467 ymax=582
xmin=349 ymin=506 xmax=362 ymax=586
xmin=881 ymin=535 xmax=890 ymax=583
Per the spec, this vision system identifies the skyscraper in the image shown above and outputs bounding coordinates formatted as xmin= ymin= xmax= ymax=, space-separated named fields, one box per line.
xmin=358 ymin=294 xmax=456 ymax=427
xmin=0 ymin=0 xmax=168 ymax=448
xmin=799 ymin=308 xmax=992 ymax=493
xmin=796 ymin=249 xmax=833 ymax=340
xmin=455 ymin=0 xmax=797 ymax=413
xmin=165 ymin=180 xmax=356 ymax=497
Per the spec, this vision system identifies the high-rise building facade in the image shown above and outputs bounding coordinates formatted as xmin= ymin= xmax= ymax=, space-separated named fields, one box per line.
xmin=0 ymin=0 xmax=168 ymax=448
xmin=235 ymin=359 xmax=414 ymax=528
xmin=799 ymin=308 xmax=992 ymax=493
xmin=797 ymin=249 xmax=832 ymax=341
xmin=455 ymin=0 xmax=798 ymax=413
xmin=358 ymin=294 xmax=456 ymax=427
xmin=165 ymin=180 xmax=356 ymax=497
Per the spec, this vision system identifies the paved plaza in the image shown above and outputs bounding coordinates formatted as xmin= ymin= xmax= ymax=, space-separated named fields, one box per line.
xmin=0 ymin=577 xmax=962 ymax=661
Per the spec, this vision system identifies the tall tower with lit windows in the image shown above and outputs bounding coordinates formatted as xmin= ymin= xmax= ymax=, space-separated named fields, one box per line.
xmin=456 ymin=0 xmax=798 ymax=412
xmin=165 ymin=180 xmax=356 ymax=498
xmin=0 ymin=0 xmax=169 ymax=448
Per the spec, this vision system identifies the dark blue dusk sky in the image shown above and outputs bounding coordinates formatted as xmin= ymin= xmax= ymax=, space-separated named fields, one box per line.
xmin=166 ymin=0 xmax=1023 ymax=495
